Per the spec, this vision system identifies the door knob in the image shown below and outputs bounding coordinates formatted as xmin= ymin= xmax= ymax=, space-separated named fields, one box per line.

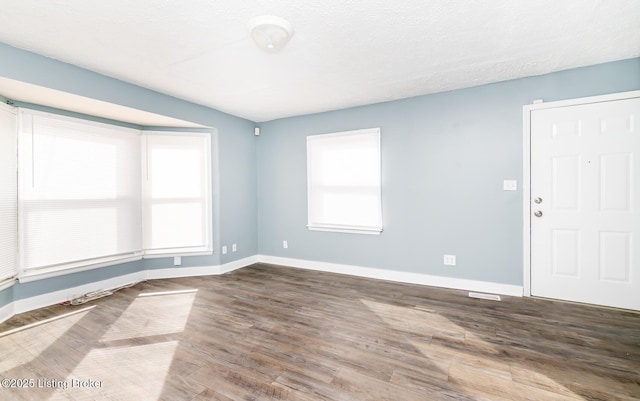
xmin=534 ymin=197 xmax=543 ymax=204
xmin=534 ymin=210 xmax=543 ymax=218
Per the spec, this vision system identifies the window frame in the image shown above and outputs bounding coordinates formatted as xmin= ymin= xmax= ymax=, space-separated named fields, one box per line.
xmin=141 ymin=130 xmax=213 ymax=258
xmin=16 ymin=109 xmax=144 ymax=282
xmin=12 ymin=110 xmax=214 ymax=283
xmin=0 ymin=103 xmax=18 ymax=287
xmin=306 ymin=127 xmax=383 ymax=235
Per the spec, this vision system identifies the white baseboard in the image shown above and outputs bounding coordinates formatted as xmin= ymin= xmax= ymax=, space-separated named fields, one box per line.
xmin=8 ymin=255 xmax=259 ymax=319
xmin=0 ymin=302 xmax=14 ymax=325
xmin=220 ymin=255 xmax=260 ymax=274
xmin=13 ymin=271 xmax=147 ymax=315
xmin=257 ymin=255 xmax=523 ymax=297
xmin=145 ymin=255 xmax=259 ymax=280
xmin=4 ymin=253 xmax=522 ymax=323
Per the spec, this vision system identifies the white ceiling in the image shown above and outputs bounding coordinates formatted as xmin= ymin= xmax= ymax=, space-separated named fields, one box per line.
xmin=0 ymin=0 xmax=638 ymax=123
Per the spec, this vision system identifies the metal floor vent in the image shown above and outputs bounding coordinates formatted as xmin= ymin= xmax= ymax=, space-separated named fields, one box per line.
xmin=468 ymin=292 xmax=501 ymax=301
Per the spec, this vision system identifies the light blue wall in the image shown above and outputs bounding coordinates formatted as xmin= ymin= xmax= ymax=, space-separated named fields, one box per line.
xmin=12 ymin=261 xmax=144 ymax=299
xmin=257 ymin=57 xmax=640 ymax=285
xmin=0 ymin=42 xmax=258 ymax=303
xmin=0 ymin=38 xmax=637 ymax=310
xmin=0 ymin=286 xmax=12 ymax=308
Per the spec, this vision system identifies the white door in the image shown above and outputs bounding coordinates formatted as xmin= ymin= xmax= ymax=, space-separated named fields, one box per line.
xmin=530 ymin=95 xmax=640 ymax=310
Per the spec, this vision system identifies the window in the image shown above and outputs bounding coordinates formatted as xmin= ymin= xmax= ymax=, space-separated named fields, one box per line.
xmin=0 ymin=105 xmax=17 ymax=284
xmin=16 ymin=111 xmax=213 ymax=280
xmin=307 ymin=128 xmax=382 ymax=234
xmin=142 ymin=132 xmax=212 ymax=256
xmin=18 ymin=110 xmax=142 ymax=277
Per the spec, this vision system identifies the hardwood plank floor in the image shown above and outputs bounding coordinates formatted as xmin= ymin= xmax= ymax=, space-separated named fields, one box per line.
xmin=0 ymin=263 xmax=638 ymax=400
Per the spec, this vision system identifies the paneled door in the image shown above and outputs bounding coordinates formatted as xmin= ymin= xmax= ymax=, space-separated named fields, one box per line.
xmin=530 ymin=95 xmax=640 ymax=310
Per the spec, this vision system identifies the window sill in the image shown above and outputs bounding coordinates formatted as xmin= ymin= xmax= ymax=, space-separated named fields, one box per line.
xmin=307 ymin=225 xmax=382 ymax=235
xmin=18 ymin=253 xmax=143 ymax=283
xmin=143 ymin=247 xmax=213 ymax=259
xmin=0 ymin=278 xmax=16 ymax=292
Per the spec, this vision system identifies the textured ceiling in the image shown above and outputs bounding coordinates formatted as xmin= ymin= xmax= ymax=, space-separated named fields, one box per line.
xmin=0 ymin=0 xmax=638 ymax=122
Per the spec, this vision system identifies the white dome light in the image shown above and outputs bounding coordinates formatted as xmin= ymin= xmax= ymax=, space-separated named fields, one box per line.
xmin=248 ymin=15 xmax=294 ymax=53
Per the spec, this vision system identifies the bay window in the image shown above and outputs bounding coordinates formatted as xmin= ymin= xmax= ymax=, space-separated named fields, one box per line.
xmin=13 ymin=109 xmax=212 ymax=281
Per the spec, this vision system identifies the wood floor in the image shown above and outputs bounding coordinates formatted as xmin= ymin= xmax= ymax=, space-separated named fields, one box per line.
xmin=0 ymin=263 xmax=639 ymax=401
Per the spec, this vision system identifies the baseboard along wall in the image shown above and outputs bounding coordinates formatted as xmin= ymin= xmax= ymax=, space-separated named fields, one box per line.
xmin=258 ymin=255 xmax=523 ymax=297
xmin=0 ymin=254 xmax=522 ymax=324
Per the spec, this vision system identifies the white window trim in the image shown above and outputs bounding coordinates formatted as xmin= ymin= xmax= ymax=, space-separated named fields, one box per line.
xmin=17 ymin=253 xmax=143 ymax=283
xmin=17 ymin=108 xmax=143 ymax=280
xmin=141 ymin=130 xmax=213 ymax=257
xmin=0 ymin=102 xmax=18 ymax=286
xmin=306 ymin=225 xmax=383 ymax=235
xmin=11 ymin=110 xmax=213 ymax=283
xmin=0 ymin=279 xmax=15 ymax=292
xmin=306 ymin=127 xmax=383 ymax=235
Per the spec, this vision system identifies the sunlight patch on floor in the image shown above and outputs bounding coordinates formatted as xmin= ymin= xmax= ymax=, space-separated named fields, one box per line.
xmin=53 ymin=340 xmax=179 ymax=401
xmin=138 ymin=289 xmax=198 ymax=298
xmin=0 ymin=306 xmax=94 ymax=372
xmin=361 ymin=299 xmax=585 ymax=401
xmin=101 ymin=290 xmax=196 ymax=341
xmin=0 ymin=306 xmax=95 ymax=339
xmin=360 ymin=299 xmax=465 ymax=338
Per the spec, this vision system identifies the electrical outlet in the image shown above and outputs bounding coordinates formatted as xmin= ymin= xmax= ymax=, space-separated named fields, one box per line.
xmin=283 ymin=240 xmax=288 ymax=249
xmin=232 ymin=243 xmax=237 ymax=252
xmin=444 ymin=254 xmax=456 ymax=266
xmin=173 ymin=256 xmax=181 ymax=266
xmin=222 ymin=245 xmax=227 ymax=254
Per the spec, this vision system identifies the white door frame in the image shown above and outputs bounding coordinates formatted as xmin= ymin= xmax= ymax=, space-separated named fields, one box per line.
xmin=522 ymin=89 xmax=640 ymax=297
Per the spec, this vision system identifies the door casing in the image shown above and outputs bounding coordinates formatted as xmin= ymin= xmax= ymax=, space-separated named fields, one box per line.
xmin=522 ymin=90 xmax=640 ymax=297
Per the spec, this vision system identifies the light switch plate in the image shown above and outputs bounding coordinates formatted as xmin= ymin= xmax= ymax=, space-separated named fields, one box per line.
xmin=503 ymin=180 xmax=517 ymax=191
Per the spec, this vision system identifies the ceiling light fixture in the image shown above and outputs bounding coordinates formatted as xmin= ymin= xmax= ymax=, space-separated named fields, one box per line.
xmin=248 ymin=15 xmax=293 ymax=53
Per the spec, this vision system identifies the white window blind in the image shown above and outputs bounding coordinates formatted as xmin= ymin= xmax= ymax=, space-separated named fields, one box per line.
xmin=307 ymin=128 xmax=383 ymax=234
xmin=0 ymin=105 xmax=17 ymax=283
xmin=18 ymin=110 xmax=142 ymax=275
xmin=142 ymin=132 xmax=212 ymax=256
